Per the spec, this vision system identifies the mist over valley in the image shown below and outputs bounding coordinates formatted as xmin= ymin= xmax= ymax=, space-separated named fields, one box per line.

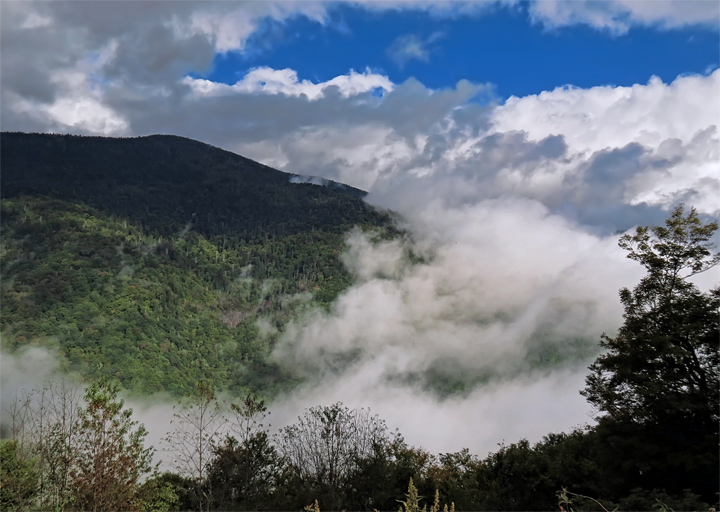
xmin=1 ymin=1 xmax=718 ymax=509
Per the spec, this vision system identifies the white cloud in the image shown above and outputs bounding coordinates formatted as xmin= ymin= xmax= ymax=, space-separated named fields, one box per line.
xmin=221 ymin=70 xmax=719 ymax=225
xmin=184 ymin=2 xmax=329 ymax=53
xmin=263 ymin=69 xmax=717 ymax=451
xmin=270 ymin=363 xmax=594 ymax=457
xmin=274 ymin=199 xmax=639 ymax=389
xmin=43 ymin=97 xmax=128 ymax=135
xmin=529 ymin=0 xmax=720 ymax=33
xmin=490 ymin=71 xmax=720 ymax=214
xmin=3 ymin=38 xmax=129 ymax=135
xmin=182 ymin=67 xmax=393 ymax=100
xmin=493 ymin=73 xmax=719 ymax=152
xmin=355 ymin=0 xmax=719 ymax=32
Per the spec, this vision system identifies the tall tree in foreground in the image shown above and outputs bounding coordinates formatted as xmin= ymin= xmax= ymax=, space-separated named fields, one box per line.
xmin=163 ymin=382 xmax=226 ymax=512
xmin=2 ymin=379 xmax=83 ymax=511
xmin=582 ymin=205 xmax=719 ymax=500
xmin=207 ymin=393 xmax=282 ymax=511
xmin=69 ymin=381 xmax=154 ymax=511
xmin=276 ymin=403 xmax=398 ymax=511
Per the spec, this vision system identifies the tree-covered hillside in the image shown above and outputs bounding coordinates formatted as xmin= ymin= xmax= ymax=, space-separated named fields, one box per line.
xmin=1 ymin=132 xmax=397 ymax=396
xmin=3 ymin=207 xmax=718 ymax=510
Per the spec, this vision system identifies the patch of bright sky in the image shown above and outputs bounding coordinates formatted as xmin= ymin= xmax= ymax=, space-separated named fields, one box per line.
xmin=195 ymin=3 xmax=719 ymax=100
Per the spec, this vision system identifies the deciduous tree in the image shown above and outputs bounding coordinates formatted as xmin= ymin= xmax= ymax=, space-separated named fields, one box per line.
xmin=163 ymin=382 xmax=225 ymax=512
xmin=0 ymin=439 xmax=39 ymax=510
xmin=582 ymin=205 xmax=719 ymax=425
xmin=207 ymin=393 xmax=282 ymax=511
xmin=69 ymin=380 xmax=154 ymax=511
xmin=2 ymin=379 xmax=82 ymax=511
xmin=582 ymin=205 xmax=719 ymax=500
xmin=275 ymin=403 xmax=396 ymax=510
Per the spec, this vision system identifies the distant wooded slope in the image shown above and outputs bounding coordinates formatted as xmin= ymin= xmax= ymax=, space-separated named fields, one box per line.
xmin=1 ymin=132 xmax=396 ymax=396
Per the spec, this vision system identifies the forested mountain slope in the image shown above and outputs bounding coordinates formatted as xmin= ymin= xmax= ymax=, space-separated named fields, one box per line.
xmin=0 ymin=132 xmax=396 ymax=396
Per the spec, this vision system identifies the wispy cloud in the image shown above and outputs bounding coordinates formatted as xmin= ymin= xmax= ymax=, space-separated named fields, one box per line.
xmin=387 ymin=32 xmax=445 ymax=68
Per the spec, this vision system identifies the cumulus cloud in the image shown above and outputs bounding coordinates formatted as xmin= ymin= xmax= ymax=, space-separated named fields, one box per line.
xmin=489 ymin=72 xmax=720 ymax=217
xmin=219 ymin=71 xmax=718 ymax=230
xmin=260 ymin=70 xmax=717 ymax=452
xmin=0 ymin=1 xmax=331 ymax=134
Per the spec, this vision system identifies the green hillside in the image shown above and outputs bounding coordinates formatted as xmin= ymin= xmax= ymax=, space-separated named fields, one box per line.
xmin=0 ymin=132 xmax=397 ymax=396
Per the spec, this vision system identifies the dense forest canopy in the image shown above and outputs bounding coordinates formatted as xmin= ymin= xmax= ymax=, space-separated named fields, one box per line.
xmin=1 ymin=132 xmax=379 ymax=238
xmin=1 ymin=132 xmax=397 ymax=396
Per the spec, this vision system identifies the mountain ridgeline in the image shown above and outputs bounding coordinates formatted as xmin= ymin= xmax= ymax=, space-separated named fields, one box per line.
xmin=1 ymin=132 xmax=374 ymax=238
xmin=0 ymin=132 xmax=397 ymax=396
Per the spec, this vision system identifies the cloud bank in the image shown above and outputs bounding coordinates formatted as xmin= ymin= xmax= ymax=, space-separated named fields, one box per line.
xmin=528 ymin=0 xmax=720 ymax=34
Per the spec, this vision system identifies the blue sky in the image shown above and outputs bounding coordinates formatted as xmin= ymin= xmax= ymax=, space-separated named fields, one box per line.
xmin=200 ymin=3 xmax=719 ymax=99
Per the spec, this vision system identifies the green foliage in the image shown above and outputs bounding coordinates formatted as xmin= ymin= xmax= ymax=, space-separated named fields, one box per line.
xmin=207 ymin=432 xmax=283 ymax=511
xmin=347 ymin=440 xmax=435 ymax=512
xmin=0 ymin=195 xmax=389 ymax=397
xmin=557 ymin=487 xmax=617 ymax=512
xmin=3 ymin=136 xmax=719 ymax=509
xmin=398 ymin=477 xmax=422 ymax=512
xmin=582 ymin=205 xmax=719 ymax=501
xmin=475 ymin=437 xmax=571 ymax=510
xmin=0 ymin=439 xmax=39 ymax=511
xmin=470 ymin=206 xmax=719 ymax=508
xmin=303 ymin=499 xmax=320 ymax=512
xmin=0 ymin=132 xmax=386 ymax=240
xmin=2 ymin=379 xmax=83 ymax=511
xmin=1 ymin=133 xmax=396 ymax=398
xmin=137 ymin=474 xmax=180 ymax=512
xmin=583 ymin=205 xmax=719 ymax=425
xmin=168 ymin=391 xmax=283 ymax=511
xmin=141 ymin=472 xmax=196 ymax=512
xmin=2 ymin=380 xmax=155 ymax=511
xmin=424 ymin=450 xmax=477 ymax=511
xmin=616 ymin=487 xmax=709 ymax=511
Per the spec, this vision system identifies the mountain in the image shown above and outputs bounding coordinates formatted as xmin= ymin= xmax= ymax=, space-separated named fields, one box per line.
xmin=1 ymin=132 xmax=378 ymax=238
xmin=0 ymin=132 xmax=397 ymax=396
